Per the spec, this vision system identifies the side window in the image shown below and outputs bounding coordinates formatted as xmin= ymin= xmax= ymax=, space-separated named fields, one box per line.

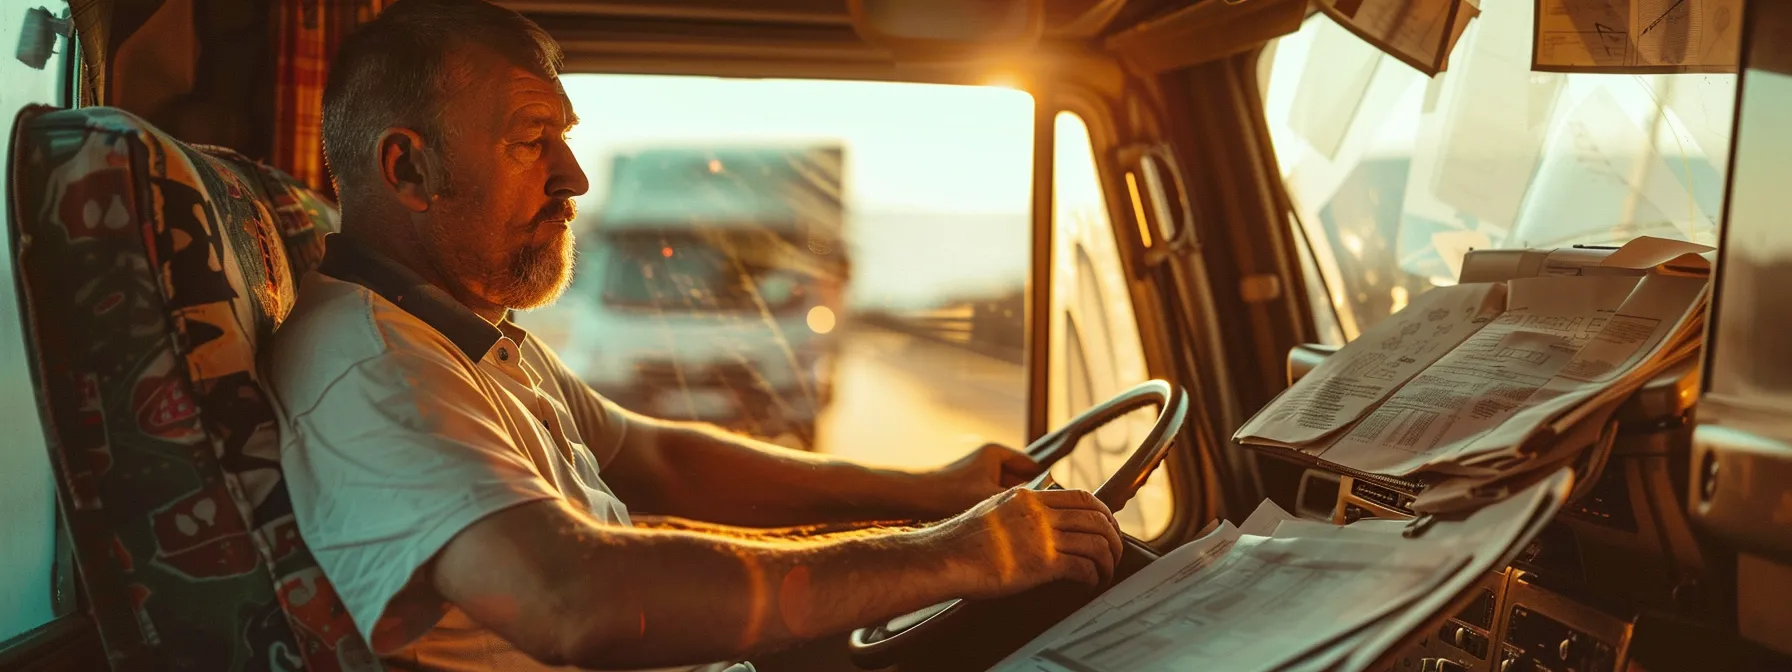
xmin=1045 ymin=111 xmax=1172 ymax=540
xmin=1292 ymin=216 xmax=1347 ymax=346
xmin=519 ymin=75 xmax=1035 ymax=470
xmin=2 ymin=8 xmax=73 ymax=643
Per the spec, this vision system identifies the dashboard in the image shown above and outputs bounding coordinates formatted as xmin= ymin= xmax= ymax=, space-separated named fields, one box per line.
xmin=1258 ymin=15 xmax=1792 ymax=669
xmin=1265 ymin=350 xmax=1710 ymax=672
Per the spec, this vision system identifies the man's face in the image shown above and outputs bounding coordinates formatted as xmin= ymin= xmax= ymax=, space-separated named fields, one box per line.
xmin=421 ymin=44 xmax=588 ymax=312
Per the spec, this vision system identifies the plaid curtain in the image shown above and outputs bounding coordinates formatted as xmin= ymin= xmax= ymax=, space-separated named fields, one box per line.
xmin=69 ymin=0 xmax=111 ymax=105
xmin=272 ymin=0 xmax=386 ymax=197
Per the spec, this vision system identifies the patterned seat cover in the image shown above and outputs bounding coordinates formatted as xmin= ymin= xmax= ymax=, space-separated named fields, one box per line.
xmin=7 ymin=105 xmax=378 ymax=671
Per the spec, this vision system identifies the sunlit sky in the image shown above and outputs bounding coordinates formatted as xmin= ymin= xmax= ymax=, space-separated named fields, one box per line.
xmin=561 ymin=75 xmax=1036 ymax=214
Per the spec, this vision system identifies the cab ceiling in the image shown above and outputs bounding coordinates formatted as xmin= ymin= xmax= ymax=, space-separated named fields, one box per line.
xmin=502 ymin=0 xmax=1190 ymax=34
xmin=500 ymin=0 xmax=1190 ymax=81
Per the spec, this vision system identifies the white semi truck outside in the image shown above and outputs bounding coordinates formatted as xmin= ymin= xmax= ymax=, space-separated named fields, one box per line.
xmin=520 ymin=144 xmax=849 ymax=449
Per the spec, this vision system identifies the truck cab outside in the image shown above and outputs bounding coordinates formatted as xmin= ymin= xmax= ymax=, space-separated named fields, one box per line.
xmin=522 ymin=145 xmax=850 ymax=448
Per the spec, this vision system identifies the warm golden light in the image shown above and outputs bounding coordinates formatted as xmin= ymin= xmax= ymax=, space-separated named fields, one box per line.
xmin=708 ymin=159 xmax=724 ymax=173
xmin=983 ymin=72 xmax=1025 ymax=90
xmin=733 ymin=549 xmax=768 ymax=651
xmin=1125 ymin=172 xmax=1153 ymax=249
xmin=806 ymin=306 xmax=837 ymax=334
xmin=988 ymin=514 xmax=1017 ymax=586
xmin=778 ymin=565 xmax=817 ymax=638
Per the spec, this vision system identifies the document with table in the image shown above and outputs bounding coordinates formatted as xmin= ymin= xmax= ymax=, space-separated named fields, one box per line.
xmin=991 ymin=471 xmax=1574 ymax=672
xmin=1234 ymin=236 xmax=1712 ymax=512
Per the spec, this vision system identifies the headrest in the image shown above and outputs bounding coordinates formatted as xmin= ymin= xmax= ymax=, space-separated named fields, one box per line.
xmin=10 ymin=106 xmax=338 ymax=338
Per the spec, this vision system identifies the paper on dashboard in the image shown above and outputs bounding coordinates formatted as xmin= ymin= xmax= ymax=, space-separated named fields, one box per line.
xmin=1512 ymin=277 xmax=1707 ymax=433
xmin=1000 ymin=534 xmax=1466 ymax=672
xmin=994 ymin=471 xmax=1573 ymax=672
xmin=1315 ymin=275 xmax=1644 ymax=475
xmin=1597 ymin=237 xmax=1714 ymax=274
xmin=1342 ymin=468 xmax=1575 ymax=670
xmin=989 ymin=500 xmax=1303 ymax=670
xmin=1406 ymin=277 xmax=1706 ymax=511
xmin=1074 ymin=500 xmax=1305 ymax=634
xmin=1456 ymin=274 xmax=1709 ymax=461
xmin=1236 ymin=282 xmax=1508 ymax=448
xmin=1456 ymin=237 xmax=1713 ymax=286
xmin=1215 ymin=470 xmax=1571 ymax=671
xmin=1532 ymin=0 xmax=1743 ymax=74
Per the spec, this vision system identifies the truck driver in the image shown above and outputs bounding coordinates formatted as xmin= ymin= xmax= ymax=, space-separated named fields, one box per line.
xmin=265 ymin=1 xmax=1125 ymax=670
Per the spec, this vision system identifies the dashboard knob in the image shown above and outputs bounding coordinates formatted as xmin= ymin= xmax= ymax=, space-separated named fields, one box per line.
xmin=1453 ymin=626 xmax=1468 ymax=648
xmin=1559 ymin=638 xmax=1573 ymax=661
xmin=1499 ymin=659 xmax=1514 ymax=672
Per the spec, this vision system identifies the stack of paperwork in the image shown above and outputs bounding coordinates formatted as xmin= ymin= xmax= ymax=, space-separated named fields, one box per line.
xmin=992 ymin=469 xmax=1575 ymax=672
xmin=1233 ymin=237 xmax=1713 ymax=512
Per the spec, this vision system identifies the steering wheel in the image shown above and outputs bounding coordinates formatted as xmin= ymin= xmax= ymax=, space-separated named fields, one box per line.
xmin=847 ymin=379 xmax=1189 ymax=669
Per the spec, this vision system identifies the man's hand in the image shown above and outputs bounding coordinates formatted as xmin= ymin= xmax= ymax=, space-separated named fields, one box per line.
xmin=928 ymin=443 xmax=1046 ymax=517
xmin=924 ymin=487 xmax=1125 ymax=600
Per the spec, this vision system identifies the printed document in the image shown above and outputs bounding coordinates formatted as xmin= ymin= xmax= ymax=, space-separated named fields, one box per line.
xmin=1013 ymin=537 xmax=1464 ymax=672
xmin=1317 ymin=275 xmax=1642 ymax=474
xmin=1533 ymin=0 xmax=1743 ymax=73
xmin=990 ymin=471 xmax=1575 ymax=672
xmin=992 ymin=500 xmax=1302 ymax=667
xmin=1234 ymin=237 xmax=1711 ymax=496
xmin=1236 ymin=282 xmax=1507 ymax=447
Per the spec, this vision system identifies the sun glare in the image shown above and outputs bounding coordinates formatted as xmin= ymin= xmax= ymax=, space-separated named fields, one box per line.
xmin=983 ymin=72 xmax=1026 ymax=91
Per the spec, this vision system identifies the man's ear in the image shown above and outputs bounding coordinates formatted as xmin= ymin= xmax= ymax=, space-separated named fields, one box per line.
xmin=377 ymin=128 xmax=440 ymax=212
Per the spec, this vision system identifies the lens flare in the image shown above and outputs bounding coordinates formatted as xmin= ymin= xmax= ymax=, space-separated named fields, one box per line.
xmin=806 ymin=306 xmax=836 ymax=334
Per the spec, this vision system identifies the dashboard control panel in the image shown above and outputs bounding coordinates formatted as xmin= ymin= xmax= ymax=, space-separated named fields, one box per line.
xmin=1395 ymin=573 xmax=1510 ymax=672
xmin=1335 ymin=484 xmax=1634 ymax=672
xmin=1497 ymin=605 xmax=1618 ymax=672
xmin=1377 ymin=569 xmax=1631 ymax=672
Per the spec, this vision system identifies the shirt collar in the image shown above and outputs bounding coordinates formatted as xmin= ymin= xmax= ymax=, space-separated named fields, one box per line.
xmin=317 ymin=233 xmax=503 ymax=361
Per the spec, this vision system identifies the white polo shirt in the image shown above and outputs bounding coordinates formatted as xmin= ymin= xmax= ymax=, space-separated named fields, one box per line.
xmin=268 ymin=235 xmax=638 ymax=670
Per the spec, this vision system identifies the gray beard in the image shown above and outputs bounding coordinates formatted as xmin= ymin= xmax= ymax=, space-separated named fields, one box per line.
xmin=492 ymin=231 xmax=576 ymax=310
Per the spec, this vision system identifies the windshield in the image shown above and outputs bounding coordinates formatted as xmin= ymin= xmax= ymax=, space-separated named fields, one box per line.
xmin=1261 ymin=3 xmax=1737 ymax=340
xmin=514 ymin=74 xmax=1037 ymax=468
xmin=597 ymin=229 xmax=835 ymax=313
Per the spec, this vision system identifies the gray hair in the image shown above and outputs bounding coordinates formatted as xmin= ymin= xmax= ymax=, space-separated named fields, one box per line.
xmin=321 ymin=0 xmax=563 ymax=202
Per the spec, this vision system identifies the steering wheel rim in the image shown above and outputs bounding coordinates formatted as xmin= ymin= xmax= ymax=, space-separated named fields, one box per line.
xmin=847 ymin=379 xmax=1189 ymax=669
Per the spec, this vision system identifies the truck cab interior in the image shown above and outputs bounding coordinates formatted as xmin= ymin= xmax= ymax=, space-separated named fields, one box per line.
xmin=2 ymin=0 xmax=1789 ymax=671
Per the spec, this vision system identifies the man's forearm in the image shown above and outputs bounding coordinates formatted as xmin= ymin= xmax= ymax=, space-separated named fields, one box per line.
xmin=559 ymin=518 xmax=959 ymax=668
xmin=610 ymin=417 xmax=941 ymax=527
xmin=634 ymin=514 xmax=925 ymax=540
xmin=437 ymin=491 xmax=1120 ymax=671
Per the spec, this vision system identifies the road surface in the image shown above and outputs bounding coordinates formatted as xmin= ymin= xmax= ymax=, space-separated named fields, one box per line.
xmin=812 ymin=327 xmax=1028 ymax=470
xmin=810 ymin=326 xmax=1175 ymax=537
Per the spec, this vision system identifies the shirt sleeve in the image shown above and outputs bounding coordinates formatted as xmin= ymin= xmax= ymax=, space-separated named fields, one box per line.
xmin=280 ymin=347 xmax=562 ymax=655
xmin=529 ymin=337 xmax=633 ymax=468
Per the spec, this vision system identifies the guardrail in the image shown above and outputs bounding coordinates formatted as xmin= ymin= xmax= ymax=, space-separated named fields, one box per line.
xmin=854 ymin=302 xmax=1025 ymax=365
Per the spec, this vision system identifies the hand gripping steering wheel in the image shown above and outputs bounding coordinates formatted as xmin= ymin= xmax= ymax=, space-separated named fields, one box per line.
xmin=847 ymin=379 xmax=1189 ymax=669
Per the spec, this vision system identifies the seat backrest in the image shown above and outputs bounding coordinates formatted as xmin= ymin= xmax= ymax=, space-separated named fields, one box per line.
xmin=7 ymin=105 xmax=376 ymax=671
